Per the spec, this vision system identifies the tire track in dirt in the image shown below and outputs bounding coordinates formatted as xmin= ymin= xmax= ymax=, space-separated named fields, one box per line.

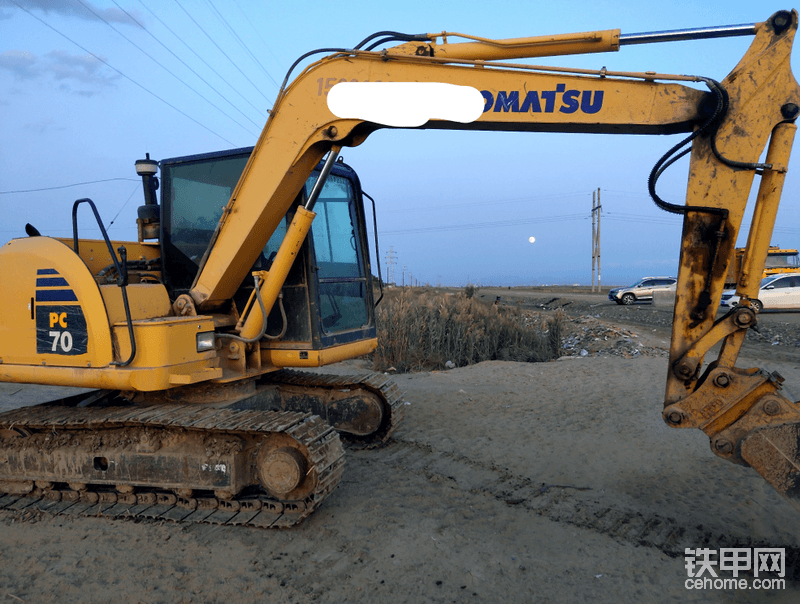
xmin=369 ymin=438 xmax=800 ymax=579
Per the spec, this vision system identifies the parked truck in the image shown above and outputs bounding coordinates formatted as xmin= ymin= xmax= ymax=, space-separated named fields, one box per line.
xmin=725 ymin=246 xmax=800 ymax=287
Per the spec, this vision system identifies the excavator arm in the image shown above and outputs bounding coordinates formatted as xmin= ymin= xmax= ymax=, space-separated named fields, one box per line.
xmin=189 ymin=11 xmax=800 ymax=509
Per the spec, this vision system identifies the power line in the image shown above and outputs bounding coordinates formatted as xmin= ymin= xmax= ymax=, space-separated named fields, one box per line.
xmin=9 ymin=0 xmax=237 ymax=146
xmin=605 ymin=213 xmax=680 ymax=226
xmin=74 ymin=0 xmax=258 ymax=138
xmin=205 ymin=0 xmax=281 ymax=90
xmin=174 ymin=0 xmax=273 ymax=107
xmin=382 ymin=191 xmax=591 ymax=214
xmin=108 ymin=183 xmax=143 ymax=228
xmin=609 ymin=211 xmax=679 ymax=219
xmin=381 ymin=213 xmax=588 ymax=236
xmin=0 ymin=178 xmax=139 ymax=195
xmin=111 ymin=0 xmax=262 ymax=133
xmin=601 ymin=188 xmax=659 ymax=199
xmin=231 ymin=0 xmax=285 ymax=71
xmin=136 ymin=0 xmax=268 ymax=122
xmin=2 ymin=184 xmax=141 ymax=236
xmin=379 ymin=206 xmax=684 ymax=237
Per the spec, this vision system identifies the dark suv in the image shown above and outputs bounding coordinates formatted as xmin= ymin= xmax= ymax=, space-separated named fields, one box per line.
xmin=608 ymin=276 xmax=677 ymax=305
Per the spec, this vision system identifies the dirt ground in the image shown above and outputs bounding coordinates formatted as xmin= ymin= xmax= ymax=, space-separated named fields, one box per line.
xmin=2 ymin=291 xmax=800 ymax=603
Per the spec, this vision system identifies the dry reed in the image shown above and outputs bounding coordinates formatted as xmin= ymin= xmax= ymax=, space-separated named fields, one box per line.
xmin=373 ymin=289 xmax=563 ymax=372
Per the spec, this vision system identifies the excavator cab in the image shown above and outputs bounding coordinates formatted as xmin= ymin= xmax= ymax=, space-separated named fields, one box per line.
xmin=157 ymin=147 xmax=378 ymax=353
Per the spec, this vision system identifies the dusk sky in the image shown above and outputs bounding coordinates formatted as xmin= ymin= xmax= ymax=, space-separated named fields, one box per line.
xmin=2 ymin=0 xmax=799 ymax=286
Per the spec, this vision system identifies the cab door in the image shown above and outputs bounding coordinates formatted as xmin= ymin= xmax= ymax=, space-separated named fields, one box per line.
xmin=306 ymin=163 xmax=376 ymax=348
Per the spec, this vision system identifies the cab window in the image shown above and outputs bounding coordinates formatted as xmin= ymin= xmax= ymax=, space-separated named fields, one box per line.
xmin=306 ymin=174 xmax=369 ymax=333
xmin=167 ymin=154 xmax=250 ymax=265
xmin=765 ymin=253 xmax=800 ymax=268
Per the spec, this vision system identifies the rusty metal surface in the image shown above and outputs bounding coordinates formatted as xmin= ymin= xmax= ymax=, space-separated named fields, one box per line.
xmin=740 ymin=423 xmax=800 ymax=512
xmin=0 ymin=402 xmax=344 ymax=527
xmin=264 ymin=370 xmax=405 ymax=446
xmin=665 ymin=17 xmax=800 ymax=406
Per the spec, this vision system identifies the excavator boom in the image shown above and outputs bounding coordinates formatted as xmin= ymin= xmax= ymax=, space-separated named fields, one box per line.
xmin=190 ymin=49 xmax=709 ymax=309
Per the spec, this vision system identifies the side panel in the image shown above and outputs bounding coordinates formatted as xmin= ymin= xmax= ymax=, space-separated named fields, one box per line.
xmin=53 ymin=238 xmax=161 ymax=278
xmin=0 ymin=237 xmax=114 ymax=369
xmin=99 ymin=283 xmax=172 ymax=325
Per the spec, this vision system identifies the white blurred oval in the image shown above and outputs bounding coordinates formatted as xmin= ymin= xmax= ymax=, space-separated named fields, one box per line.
xmin=529 ymin=236 xmax=536 ymax=243
xmin=327 ymin=82 xmax=484 ymax=128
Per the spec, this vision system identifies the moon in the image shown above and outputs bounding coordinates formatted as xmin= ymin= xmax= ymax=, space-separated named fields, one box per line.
xmin=528 ymin=236 xmax=536 ymax=243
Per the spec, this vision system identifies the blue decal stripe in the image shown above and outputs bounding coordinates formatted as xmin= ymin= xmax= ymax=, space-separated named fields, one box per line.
xmin=36 ymin=277 xmax=70 ymax=287
xmin=36 ymin=290 xmax=78 ymax=302
xmin=37 ymin=268 xmax=59 ymax=275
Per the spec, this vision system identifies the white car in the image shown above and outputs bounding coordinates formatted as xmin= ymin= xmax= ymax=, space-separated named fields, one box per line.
xmin=720 ymin=273 xmax=800 ymax=312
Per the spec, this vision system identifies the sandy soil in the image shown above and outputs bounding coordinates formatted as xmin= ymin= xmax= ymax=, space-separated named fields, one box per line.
xmin=2 ymin=297 xmax=800 ymax=603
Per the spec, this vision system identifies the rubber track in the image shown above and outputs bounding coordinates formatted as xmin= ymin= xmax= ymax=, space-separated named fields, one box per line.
xmin=373 ymin=439 xmax=800 ymax=579
xmin=0 ymin=406 xmax=345 ymax=528
xmin=270 ymin=369 xmax=405 ymax=447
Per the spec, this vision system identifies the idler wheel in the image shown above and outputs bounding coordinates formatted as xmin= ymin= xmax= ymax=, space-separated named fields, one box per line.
xmin=258 ymin=446 xmax=308 ymax=497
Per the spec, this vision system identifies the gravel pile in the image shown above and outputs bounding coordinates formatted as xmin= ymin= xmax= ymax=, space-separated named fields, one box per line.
xmin=531 ymin=297 xmax=675 ymax=328
xmin=560 ymin=314 xmax=668 ymax=359
xmin=744 ymin=322 xmax=800 ymax=348
xmin=523 ymin=296 xmax=800 ymax=353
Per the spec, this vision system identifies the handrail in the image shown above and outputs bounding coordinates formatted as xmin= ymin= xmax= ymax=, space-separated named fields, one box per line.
xmin=72 ymin=198 xmax=136 ymax=367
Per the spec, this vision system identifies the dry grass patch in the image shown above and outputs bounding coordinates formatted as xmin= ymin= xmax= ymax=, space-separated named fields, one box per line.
xmin=373 ymin=288 xmax=563 ymax=373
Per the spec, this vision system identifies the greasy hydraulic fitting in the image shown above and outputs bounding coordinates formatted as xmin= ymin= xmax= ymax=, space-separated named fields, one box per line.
xmin=666 ymin=411 xmax=684 ymax=425
xmin=732 ymin=305 xmax=756 ymax=328
xmin=771 ymin=10 xmax=794 ymax=35
xmin=714 ymin=439 xmax=733 ymax=454
xmin=227 ymin=341 xmax=243 ymax=360
xmin=173 ymin=294 xmax=197 ymax=317
xmin=713 ymin=372 xmax=731 ymax=388
xmin=782 ymin=102 xmax=800 ymax=120
xmin=762 ymin=398 xmax=782 ymax=416
xmin=673 ymin=359 xmax=698 ymax=380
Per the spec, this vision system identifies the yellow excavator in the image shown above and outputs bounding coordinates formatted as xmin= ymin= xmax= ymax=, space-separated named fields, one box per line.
xmin=2 ymin=10 xmax=800 ymax=526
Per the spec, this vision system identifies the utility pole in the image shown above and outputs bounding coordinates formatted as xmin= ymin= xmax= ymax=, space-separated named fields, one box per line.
xmin=591 ymin=188 xmax=602 ymax=292
xmin=385 ymin=247 xmax=397 ymax=286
